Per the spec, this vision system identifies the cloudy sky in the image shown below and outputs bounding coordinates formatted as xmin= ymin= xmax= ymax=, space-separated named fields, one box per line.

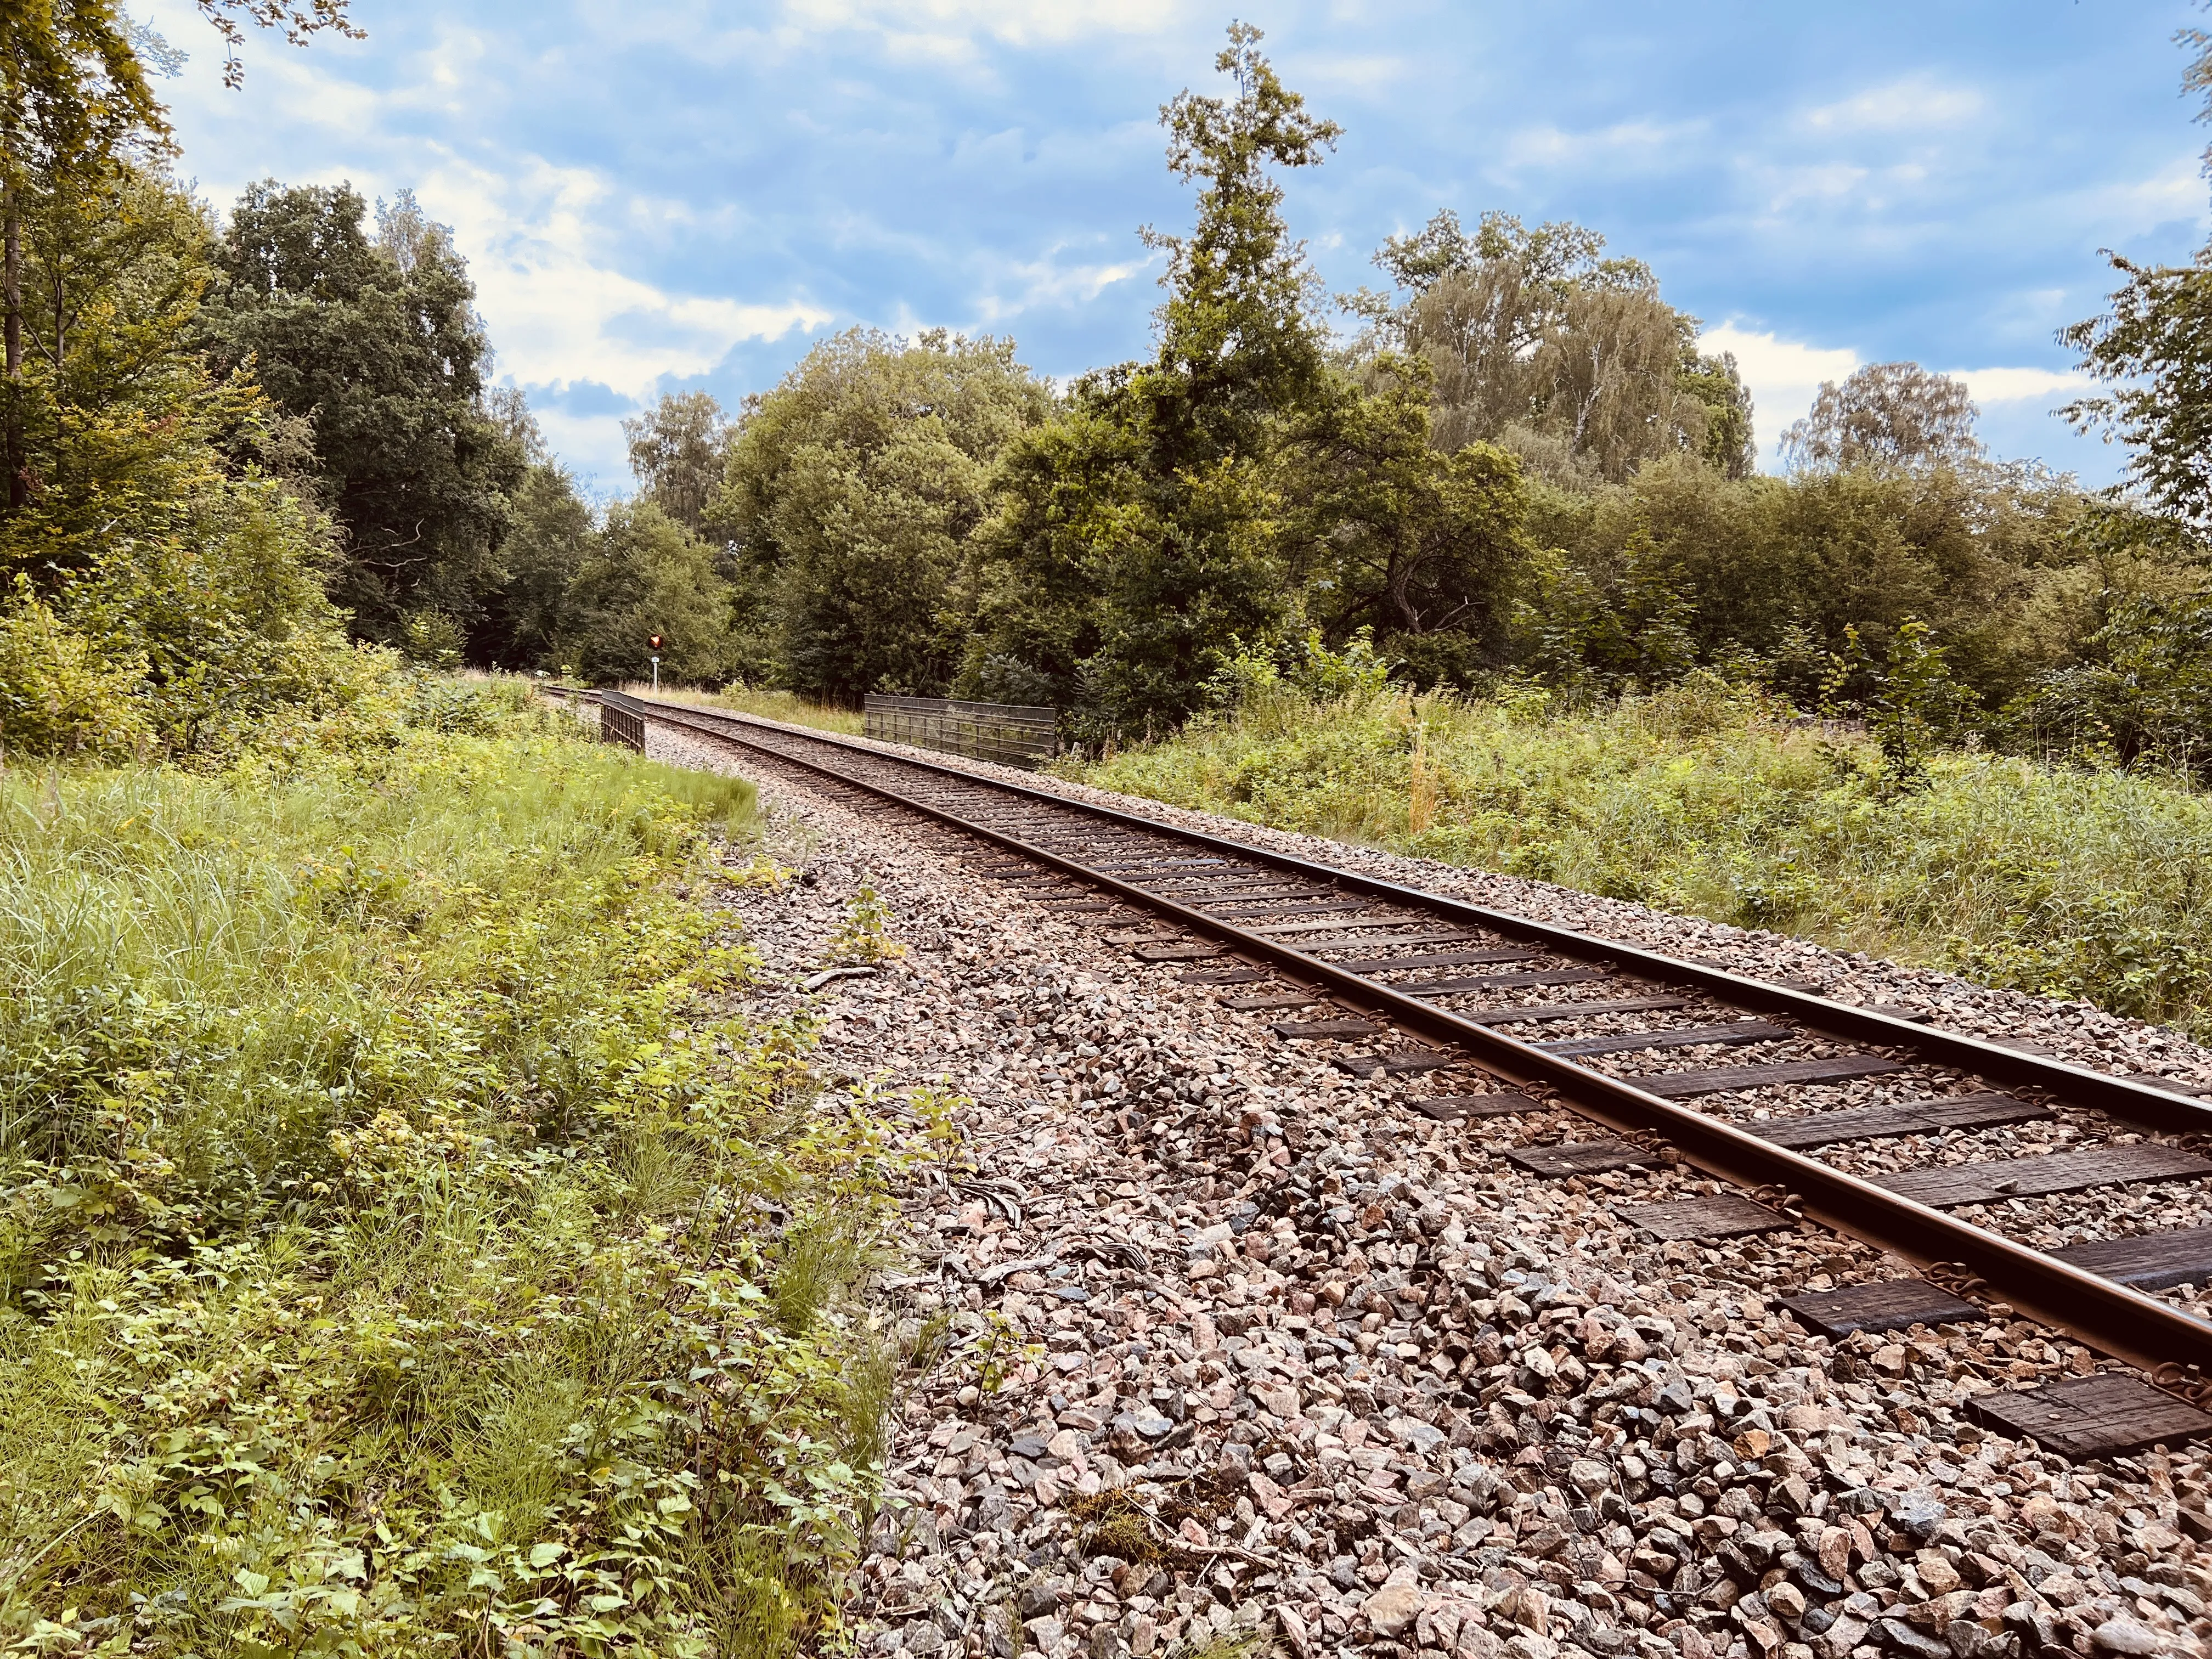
xmin=142 ymin=0 xmax=2212 ymax=494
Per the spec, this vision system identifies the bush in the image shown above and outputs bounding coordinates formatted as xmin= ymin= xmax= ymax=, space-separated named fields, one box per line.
xmin=0 ymin=595 xmax=154 ymax=760
xmin=2003 ymin=591 xmax=2212 ymax=776
xmin=1073 ymin=674 xmax=2212 ymax=1036
xmin=0 ymin=685 xmax=900 ymax=1651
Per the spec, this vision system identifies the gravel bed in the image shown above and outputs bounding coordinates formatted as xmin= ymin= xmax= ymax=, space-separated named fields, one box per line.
xmin=710 ymin=710 xmax=2212 ymax=1093
xmin=648 ymin=720 xmax=2212 ymax=1659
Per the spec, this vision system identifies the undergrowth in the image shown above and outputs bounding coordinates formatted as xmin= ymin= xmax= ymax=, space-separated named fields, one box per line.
xmin=1070 ymin=672 xmax=2212 ymax=1040
xmin=0 ymin=681 xmax=899 ymax=1654
xmin=633 ymin=685 xmax=866 ymax=738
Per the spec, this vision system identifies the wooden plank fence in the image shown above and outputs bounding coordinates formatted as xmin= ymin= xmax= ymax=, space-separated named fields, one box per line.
xmin=864 ymin=694 xmax=1058 ymax=767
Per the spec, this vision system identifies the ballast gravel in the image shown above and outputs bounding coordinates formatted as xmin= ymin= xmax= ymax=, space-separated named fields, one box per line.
xmin=646 ymin=717 xmax=2212 ymax=1659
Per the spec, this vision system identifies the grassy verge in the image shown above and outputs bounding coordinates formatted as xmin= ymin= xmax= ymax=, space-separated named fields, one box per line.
xmin=1069 ymin=675 xmax=2212 ymax=1040
xmin=628 ymin=685 xmax=866 ymax=737
xmin=0 ymin=682 xmax=899 ymax=1652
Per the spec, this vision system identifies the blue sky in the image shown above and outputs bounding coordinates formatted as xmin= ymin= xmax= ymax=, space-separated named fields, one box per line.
xmin=142 ymin=0 xmax=2212 ymax=494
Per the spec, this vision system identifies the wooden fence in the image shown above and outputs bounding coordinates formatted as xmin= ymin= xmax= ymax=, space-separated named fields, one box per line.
xmin=864 ymin=695 xmax=1058 ymax=766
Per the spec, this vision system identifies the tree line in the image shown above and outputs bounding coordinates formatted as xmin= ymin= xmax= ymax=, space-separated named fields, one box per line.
xmin=10 ymin=19 xmax=2212 ymax=770
xmin=434 ymin=26 xmax=2212 ymax=770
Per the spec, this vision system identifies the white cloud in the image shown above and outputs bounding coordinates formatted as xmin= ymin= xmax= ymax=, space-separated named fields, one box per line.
xmin=1760 ymin=161 xmax=1871 ymax=212
xmin=1500 ymin=120 xmax=1701 ymax=173
xmin=1945 ymin=365 xmax=2094 ymax=405
xmin=1699 ymin=321 xmax=1857 ymax=438
xmin=2077 ymin=156 xmax=2210 ymax=236
xmin=973 ymin=245 xmax=1153 ymax=323
xmin=779 ymin=0 xmax=1182 ymax=47
xmin=1803 ymin=77 xmax=1984 ymax=134
xmin=415 ymin=157 xmax=830 ymax=398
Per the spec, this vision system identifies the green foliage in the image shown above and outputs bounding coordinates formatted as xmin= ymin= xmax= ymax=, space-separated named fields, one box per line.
xmin=1072 ymin=671 xmax=2212 ymax=1038
xmin=629 ymin=390 xmax=734 ymax=537
xmin=560 ymin=499 xmax=737 ymax=687
xmin=2005 ymin=591 xmax=2212 ymax=776
xmin=824 ymin=885 xmax=904 ymax=966
xmin=1781 ymin=362 xmax=1983 ymax=473
xmin=479 ymin=455 xmax=596 ymax=673
xmin=202 ymin=183 xmax=529 ymax=648
xmin=1511 ymin=524 xmax=1698 ymax=697
xmin=1357 ymin=207 xmax=1742 ymax=484
xmin=0 ymin=590 xmax=151 ymax=758
xmin=0 ymin=160 xmax=377 ymax=760
xmin=2062 ymin=249 xmax=2212 ymax=532
xmin=963 ymin=26 xmax=1337 ymax=735
xmin=1819 ymin=619 xmax=1982 ymax=791
xmin=723 ymin=328 xmax=1050 ymax=703
xmin=1517 ymin=453 xmax=2101 ymax=714
xmin=0 ymin=685 xmax=902 ymax=1651
xmin=1280 ymin=355 xmax=1532 ymax=656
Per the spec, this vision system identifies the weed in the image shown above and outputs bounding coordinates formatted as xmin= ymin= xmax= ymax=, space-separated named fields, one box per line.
xmin=0 ymin=679 xmax=888 ymax=1652
xmin=968 ymin=1309 xmax=1040 ymax=1394
xmin=1071 ymin=674 xmax=2212 ymax=1039
xmin=827 ymin=884 xmax=905 ymax=964
xmin=772 ymin=1207 xmax=883 ymax=1333
xmin=908 ymin=1080 xmax=974 ymax=1163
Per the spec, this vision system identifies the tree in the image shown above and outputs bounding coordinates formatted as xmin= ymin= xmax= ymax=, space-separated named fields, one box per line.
xmin=625 ymin=390 xmax=730 ymax=535
xmin=2059 ymin=255 xmax=2212 ymax=531
xmin=1780 ymin=362 xmax=1982 ymax=472
xmin=478 ymin=464 xmax=592 ymax=671
xmin=1362 ymin=210 xmax=1754 ymax=482
xmin=0 ymin=161 xmax=362 ymax=755
xmin=964 ymin=25 xmax=1338 ymax=731
xmin=557 ymin=501 xmax=733 ymax=686
xmin=1276 ymin=354 xmax=1533 ymax=680
xmin=724 ymin=328 xmax=1048 ymax=702
xmin=201 ymin=180 xmax=528 ymax=647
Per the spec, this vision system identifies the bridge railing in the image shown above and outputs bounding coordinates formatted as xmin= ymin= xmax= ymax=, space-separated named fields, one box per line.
xmin=863 ymin=694 xmax=1058 ymax=767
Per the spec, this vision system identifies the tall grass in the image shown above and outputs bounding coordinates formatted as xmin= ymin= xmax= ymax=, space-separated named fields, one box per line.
xmin=0 ymin=689 xmax=895 ymax=1652
xmin=630 ymin=683 xmax=867 ymax=736
xmin=1073 ymin=673 xmax=2212 ymax=1037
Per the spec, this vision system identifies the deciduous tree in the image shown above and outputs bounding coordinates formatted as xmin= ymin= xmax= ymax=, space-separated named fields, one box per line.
xmin=1358 ymin=210 xmax=1754 ymax=482
xmin=201 ymin=180 xmax=527 ymax=647
xmin=625 ymin=390 xmax=730 ymax=535
xmin=1780 ymin=362 xmax=1982 ymax=472
xmin=965 ymin=25 xmax=1337 ymax=732
xmin=725 ymin=327 xmax=1048 ymax=703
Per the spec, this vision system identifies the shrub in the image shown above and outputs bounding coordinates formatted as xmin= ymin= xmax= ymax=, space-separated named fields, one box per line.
xmin=0 ymin=684 xmax=898 ymax=1652
xmin=1073 ymin=676 xmax=2212 ymax=1036
xmin=0 ymin=595 xmax=153 ymax=760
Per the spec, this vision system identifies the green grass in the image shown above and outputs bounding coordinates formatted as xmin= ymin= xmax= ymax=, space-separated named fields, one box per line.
xmin=1070 ymin=673 xmax=2212 ymax=1039
xmin=631 ymin=684 xmax=866 ymax=737
xmin=0 ymin=682 xmax=899 ymax=1653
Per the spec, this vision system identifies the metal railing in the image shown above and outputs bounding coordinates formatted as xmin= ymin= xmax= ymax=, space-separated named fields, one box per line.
xmin=863 ymin=694 xmax=1057 ymax=767
xmin=600 ymin=697 xmax=644 ymax=752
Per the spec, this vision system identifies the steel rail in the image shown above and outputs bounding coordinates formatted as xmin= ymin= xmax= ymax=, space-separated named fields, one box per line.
xmin=603 ymin=689 xmax=2212 ymax=1379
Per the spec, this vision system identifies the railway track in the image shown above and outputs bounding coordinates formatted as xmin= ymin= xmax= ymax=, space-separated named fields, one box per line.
xmin=579 ymin=685 xmax=2212 ymax=1461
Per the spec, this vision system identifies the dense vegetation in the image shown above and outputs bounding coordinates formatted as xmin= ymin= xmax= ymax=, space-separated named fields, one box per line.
xmin=0 ymin=677 xmax=918 ymax=1649
xmin=454 ymin=29 xmax=2212 ymax=788
xmin=1 ymin=3 xmax=2212 ymax=1649
xmin=1074 ymin=661 xmax=2212 ymax=1037
xmin=9 ymin=16 xmax=2211 ymax=781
